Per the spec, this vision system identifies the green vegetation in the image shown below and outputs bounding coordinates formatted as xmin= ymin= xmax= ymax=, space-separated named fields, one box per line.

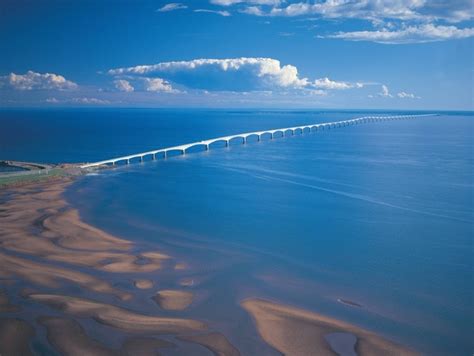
xmin=0 ymin=169 xmax=68 ymax=187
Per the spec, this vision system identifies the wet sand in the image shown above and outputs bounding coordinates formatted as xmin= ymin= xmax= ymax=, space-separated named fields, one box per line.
xmin=0 ymin=177 xmax=420 ymax=355
xmin=242 ymin=298 xmax=419 ymax=356
xmin=178 ymin=332 xmax=241 ymax=356
xmin=153 ymin=290 xmax=194 ymax=310
xmin=29 ymin=293 xmax=205 ymax=333
xmin=134 ymin=279 xmax=154 ymax=289
xmin=0 ymin=318 xmax=35 ymax=356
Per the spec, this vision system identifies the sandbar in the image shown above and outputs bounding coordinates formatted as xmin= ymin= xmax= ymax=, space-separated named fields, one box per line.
xmin=0 ymin=318 xmax=34 ymax=356
xmin=178 ymin=332 xmax=240 ymax=356
xmin=153 ymin=290 xmax=194 ymax=310
xmin=242 ymin=298 xmax=419 ymax=356
xmin=28 ymin=293 xmax=206 ymax=333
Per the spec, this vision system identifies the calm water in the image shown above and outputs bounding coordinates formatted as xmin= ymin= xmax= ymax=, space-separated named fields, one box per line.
xmin=1 ymin=109 xmax=473 ymax=355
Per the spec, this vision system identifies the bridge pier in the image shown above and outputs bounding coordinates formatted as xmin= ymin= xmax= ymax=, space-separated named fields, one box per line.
xmin=226 ymin=140 xmax=229 ymax=147
xmin=126 ymin=159 xmax=130 ymax=165
xmin=152 ymin=153 xmax=156 ymax=160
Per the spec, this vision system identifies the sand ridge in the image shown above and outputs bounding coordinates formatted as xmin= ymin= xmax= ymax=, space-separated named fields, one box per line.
xmin=29 ymin=293 xmax=206 ymax=333
xmin=0 ymin=179 xmax=170 ymax=274
xmin=242 ymin=298 xmax=419 ymax=356
xmin=0 ymin=318 xmax=35 ymax=356
xmin=153 ymin=290 xmax=194 ymax=310
xmin=178 ymin=332 xmax=241 ymax=356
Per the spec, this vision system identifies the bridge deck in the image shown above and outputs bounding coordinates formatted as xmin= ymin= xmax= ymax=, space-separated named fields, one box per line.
xmin=80 ymin=114 xmax=435 ymax=169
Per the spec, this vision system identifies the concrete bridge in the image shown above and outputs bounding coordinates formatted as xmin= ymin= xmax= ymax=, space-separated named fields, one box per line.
xmin=80 ymin=114 xmax=436 ymax=169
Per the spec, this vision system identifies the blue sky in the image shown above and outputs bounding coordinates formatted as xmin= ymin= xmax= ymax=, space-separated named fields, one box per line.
xmin=0 ymin=0 xmax=473 ymax=109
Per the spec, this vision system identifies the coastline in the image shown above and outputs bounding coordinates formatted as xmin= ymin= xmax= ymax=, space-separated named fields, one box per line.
xmin=0 ymin=176 xmax=419 ymax=355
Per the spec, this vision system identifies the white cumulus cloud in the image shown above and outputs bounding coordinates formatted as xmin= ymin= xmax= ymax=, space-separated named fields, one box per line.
xmin=110 ymin=57 xmax=308 ymax=90
xmin=109 ymin=57 xmax=365 ymax=93
xmin=314 ymin=77 xmax=363 ymax=90
xmin=114 ymin=79 xmax=134 ymax=92
xmin=157 ymin=3 xmax=188 ymax=12
xmin=4 ymin=71 xmax=77 ymax=90
xmin=327 ymin=24 xmax=474 ymax=44
xmin=143 ymin=78 xmax=179 ymax=93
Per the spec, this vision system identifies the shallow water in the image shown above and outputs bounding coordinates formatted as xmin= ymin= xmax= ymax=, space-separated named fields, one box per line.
xmin=2 ymin=109 xmax=473 ymax=354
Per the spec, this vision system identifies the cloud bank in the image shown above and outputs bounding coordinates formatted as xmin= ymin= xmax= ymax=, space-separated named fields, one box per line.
xmin=3 ymin=71 xmax=77 ymax=90
xmin=109 ymin=57 xmax=363 ymax=93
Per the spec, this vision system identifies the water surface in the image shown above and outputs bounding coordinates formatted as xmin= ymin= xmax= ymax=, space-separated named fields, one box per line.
xmin=2 ymin=109 xmax=473 ymax=355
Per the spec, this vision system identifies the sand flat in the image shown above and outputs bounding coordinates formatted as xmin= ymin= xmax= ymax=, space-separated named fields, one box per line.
xmin=0 ymin=252 xmax=130 ymax=300
xmin=43 ymin=208 xmax=131 ymax=251
xmin=153 ymin=290 xmax=194 ymax=310
xmin=242 ymin=298 xmax=419 ymax=356
xmin=29 ymin=293 xmax=206 ymax=333
xmin=39 ymin=316 xmax=117 ymax=356
xmin=134 ymin=279 xmax=154 ymax=289
xmin=122 ymin=337 xmax=175 ymax=355
xmin=178 ymin=332 xmax=241 ymax=356
xmin=0 ymin=179 xmax=170 ymax=274
xmin=0 ymin=289 xmax=20 ymax=312
xmin=0 ymin=318 xmax=34 ymax=356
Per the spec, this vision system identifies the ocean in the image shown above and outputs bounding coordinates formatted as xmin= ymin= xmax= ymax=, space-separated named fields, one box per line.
xmin=1 ymin=108 xmax=472 ymax=355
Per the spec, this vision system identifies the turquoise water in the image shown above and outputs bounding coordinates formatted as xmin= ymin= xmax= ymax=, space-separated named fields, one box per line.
xmin=1 ymin=109 xmax=473 ymax=354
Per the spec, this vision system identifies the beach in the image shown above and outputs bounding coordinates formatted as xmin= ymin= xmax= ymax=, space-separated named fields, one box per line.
xmin=0 ymin=175 xmax=421 ymax=355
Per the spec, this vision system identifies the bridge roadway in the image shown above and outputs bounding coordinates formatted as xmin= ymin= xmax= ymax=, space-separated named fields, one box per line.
xmin=80 ymin=114 xmax=435 ymax=169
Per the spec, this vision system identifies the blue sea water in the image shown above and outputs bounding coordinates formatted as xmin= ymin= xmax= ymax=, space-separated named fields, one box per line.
xmin=1 ymin=109 xmax=473 ymax=355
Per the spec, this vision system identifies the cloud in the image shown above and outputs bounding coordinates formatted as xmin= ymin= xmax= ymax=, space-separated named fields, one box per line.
xmin=326 ymin=24 xmax=474 ymax=44
xmin=194 ymin=9 xmax=231 ymax=16
xmin=3 ymin=71 xmax=77 ymax=90
xmin=157 ymin=3 xmax=188 ymax=12
xmin=233 ymin=0 xmax=473 ymax=44
xmin=397 ymin=91 xmax=419 ymax=99
xmin=211 ymin=0 xmax=281 ymax=6
xmin=241 ymin=6 xmax=265 ymax=15
xmin=109 ymin=57 xmax=310 ymax=91
xmin=114 ymin=79 xmax=134 ymax=92
xmin=379 ymin=85 xmax=393 ymax=98
xmin=374 ymin=85 xmax=419 ymax=99
xmin=109 ymin=57 xmax=366 ymax=94
xmin=71 ymin=97 xmax=110 ymax=105
xmin=143 ymin=78 xmax=179 ymax=93
xmin=314 ymin=77 xmax=363 ymax=90
xmin=236 ymin=0 xmax=473 ymax=23
xmin=46 ymin=97 xmax=59 ymax=103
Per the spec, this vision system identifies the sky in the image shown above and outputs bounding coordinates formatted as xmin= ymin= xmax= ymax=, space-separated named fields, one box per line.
xmin=0 ymin=0 xmax=473 ymax=110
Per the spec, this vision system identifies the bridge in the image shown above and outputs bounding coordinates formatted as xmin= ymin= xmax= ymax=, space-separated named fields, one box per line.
xmin=80 ymin=114 xmax=436 ymax=169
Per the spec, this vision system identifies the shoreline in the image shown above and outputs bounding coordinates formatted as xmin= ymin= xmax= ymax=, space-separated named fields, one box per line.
xmin=0 ymin=175 xmax=419 ymax=355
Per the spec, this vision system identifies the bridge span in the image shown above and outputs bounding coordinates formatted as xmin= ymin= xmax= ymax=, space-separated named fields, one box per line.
xmin=80 ymin=114 xmax=435 ymax=169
